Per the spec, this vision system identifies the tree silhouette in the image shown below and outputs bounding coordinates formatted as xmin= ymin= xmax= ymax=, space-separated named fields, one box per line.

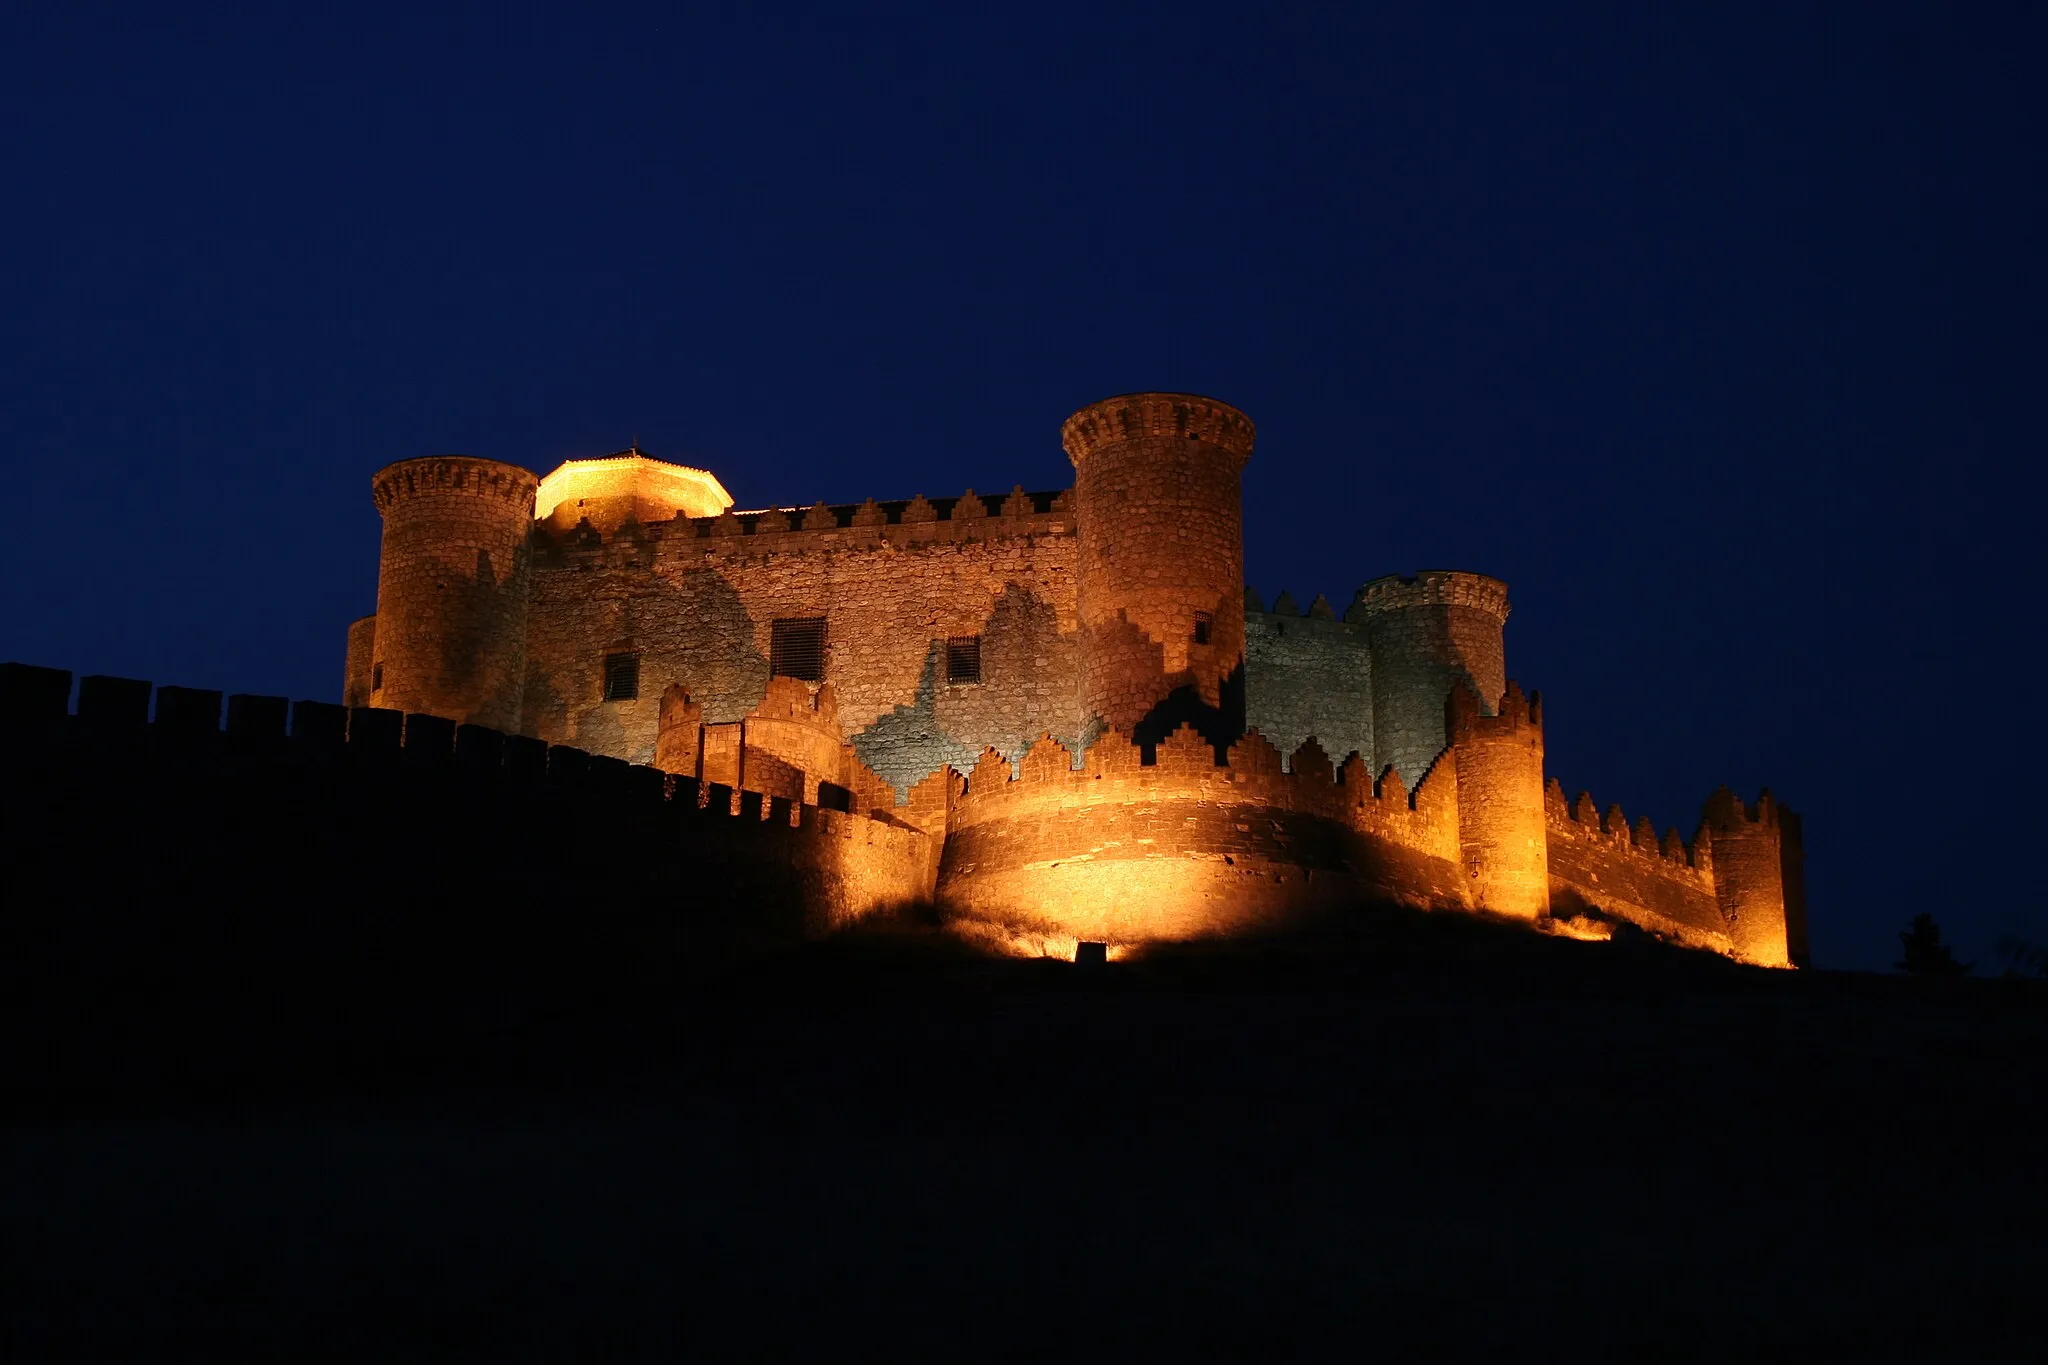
xmin=1896 ymin=913 xmax=1971 ymax=976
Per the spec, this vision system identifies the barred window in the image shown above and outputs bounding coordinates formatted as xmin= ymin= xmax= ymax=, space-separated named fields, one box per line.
xmin=770 ymin=617 xmax=828 ymax=682
xmin=946 ymin=635 xmax=982 ymax=685
xmin=1193 ymin=611 xmax=1213 ymax=646
xmin=603 ymin=652 xmax=640 ymax=701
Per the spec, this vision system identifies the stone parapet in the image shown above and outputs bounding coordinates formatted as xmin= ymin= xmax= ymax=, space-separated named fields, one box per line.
xmin=1354 ymin=571 xmax=1510 ymax=623
xmin=1242 ymin=594 xmax=1374 ymax=782
xmin=1544 ymin=778 xmax=1713 ymax=882
xmin=937 ymin=723 xmax=1467 ymax=945
xmin=946 ymin=724 xmax=1453 ymax=846
xmin=1539 ymin=777 xmax=1787 ymax=960
xmin=0 ymin=661 xmax=937 ymax=921
xmin=532 ymin=489 xmax=1078 ymax=565
xmin=1060 ymin=393 xmax=1257 ymax=466
xmin=372 ymin=456 xmax=539 ymax=514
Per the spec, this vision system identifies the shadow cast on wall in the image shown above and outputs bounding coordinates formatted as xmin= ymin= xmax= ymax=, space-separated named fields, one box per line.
xmin=1132 ymin=660 xmax=1247 ymax=760
xmin=1086 ymin=587 xmax=1249 ymax=759
xmin=853 ymin=583 xmax=1085 ymax=796
xmin=525 ymin=568 xmax=773 ymax=763
xmin=431 ymin=546 xmax=530 ymax=731
xmin=849 ymin=643 xmax=979 ymax=796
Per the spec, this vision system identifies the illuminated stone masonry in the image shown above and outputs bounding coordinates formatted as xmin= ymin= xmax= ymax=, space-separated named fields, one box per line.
xmin=349 ymin=393 xmax=1807 ymax=965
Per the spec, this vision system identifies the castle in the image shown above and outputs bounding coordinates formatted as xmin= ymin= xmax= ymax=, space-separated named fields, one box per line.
xmin=348 ymin=392 xmax=1807 ymax=966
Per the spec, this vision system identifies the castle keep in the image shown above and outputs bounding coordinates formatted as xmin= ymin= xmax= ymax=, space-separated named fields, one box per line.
xmin=349 ymin=393 xmax=1807 ymax=965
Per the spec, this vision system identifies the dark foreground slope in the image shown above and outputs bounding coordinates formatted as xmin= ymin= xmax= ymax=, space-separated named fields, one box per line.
xmin=2 ymin=703 xmax=2044 ymax=1360
xmin=5 ymin=913 xmax=2046 ymax=1363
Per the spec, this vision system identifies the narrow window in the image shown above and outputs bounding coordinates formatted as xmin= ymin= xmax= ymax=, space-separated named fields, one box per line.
xmin=1193 ymin=612 xmax=1213 ymax=646
xmin=371 ymin=662 xmax=383 ymax=691
xmin=603 ymin=652 xmax=641 ymax=701
xmin=946 ymin=635 xmax=982 ymax=685
xmin=770 ymin=617 xmax=828 ymax=681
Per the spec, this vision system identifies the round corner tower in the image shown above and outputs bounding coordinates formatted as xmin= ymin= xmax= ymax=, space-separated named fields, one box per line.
xmin=1061 ymin=393 xmax=1255 ymax=741
xmin=369 ymin=455 xmax=539 ymax=732
xmin=1447 ymin=681 xmax=1550 ymax=920
xmin=1356 ymin=571 xmax=1510 ymax=785
xmin=1703 ymin=788 xmax=1792 ymax=967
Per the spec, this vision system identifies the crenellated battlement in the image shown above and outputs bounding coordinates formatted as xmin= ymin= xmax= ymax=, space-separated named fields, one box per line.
xmin=751 ymin=675 xmax=840 ymax=727
xmin=1244 ymin=587 xmax=1358 ymax=629
xmin=1448 ymin=679 xmax=1543 ymax=741
xmin=1703 ymin=785 xmax=1783 ymax=833
xmin=532 ymin=486 xmax=1077 ymax=564
xmin=947 ymin=722 xmax=1460 ymax=860
xmin=0 ymin=661 xmax=935 ymax=924
xmin=1544 ymin=776 xmax=1709 ymax=878
xmin=1355 ymin=571 xmax=1511 ymax=623
xmin=372 ymin=456 xmax=539 ymax=513
xmin=655 ymin=674 xmax=930 ymax=828
xmin=935 ymin=717 xmax=1470 ymax=943
xmin=1059 ymin=392 xmax=1257 ymax=465
xmin=1536 ymin=772 xmax=1805 ymax=962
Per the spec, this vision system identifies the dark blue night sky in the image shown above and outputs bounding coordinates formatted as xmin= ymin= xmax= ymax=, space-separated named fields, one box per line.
xmin=3 ymin=2 xmax=2040 ymax=970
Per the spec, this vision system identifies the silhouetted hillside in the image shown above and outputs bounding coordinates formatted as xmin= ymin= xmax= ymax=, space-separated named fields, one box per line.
xmin=3 ymin=673 xmax=2044 ymax=1360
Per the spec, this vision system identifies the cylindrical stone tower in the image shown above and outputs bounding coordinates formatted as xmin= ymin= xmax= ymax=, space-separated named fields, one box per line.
xmin=1061 ymin=393 xmax=1255 ymax=741
xmin=343 ymin=614 xmax=377 ymax=708
xmin=1703 ymin=788 xmax=1792 ymax=967
xmin=1356 ymin=571 xmax=1510 ymax=785
xmin=1448 ymin=681 xmax=1550 ymax=920
xmin=369 ymin=456 xmax=539 ymax=732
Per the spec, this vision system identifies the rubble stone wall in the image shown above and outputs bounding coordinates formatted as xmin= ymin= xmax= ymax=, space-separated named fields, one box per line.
xmin=1243 ymin=598 xmax=1372 ymax=775
xmin=521 ymin=493 xmax=1085 ymax=786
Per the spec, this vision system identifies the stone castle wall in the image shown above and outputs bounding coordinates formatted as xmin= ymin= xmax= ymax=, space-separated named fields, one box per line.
xmin=1543 ymin=780 xmax=1732 ymax=952
xmin=356 ymin=402 xmax=1501 ymax=812
xmin=1359 ymin=572 xmax=1510 ymax=786
xmin=719 ymin=678 xmax=854 ymax=805
xmin=521 ymin=489 xmax=1085 ymax=790
xmin=0 ymin=662 xmax=934 ymax=940
xmin=524 ymin=506 xmax=1450 ymax=805
xmin=1243 ymin=590 xmax=1373 ymax=774
xmin=8 ymin=645 xmax=1800 ymax=965
xmin=938 ymin=724 xmax=1468 ymax=946
xmin=1542 ymin=782 xmax=1804 ymax=966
